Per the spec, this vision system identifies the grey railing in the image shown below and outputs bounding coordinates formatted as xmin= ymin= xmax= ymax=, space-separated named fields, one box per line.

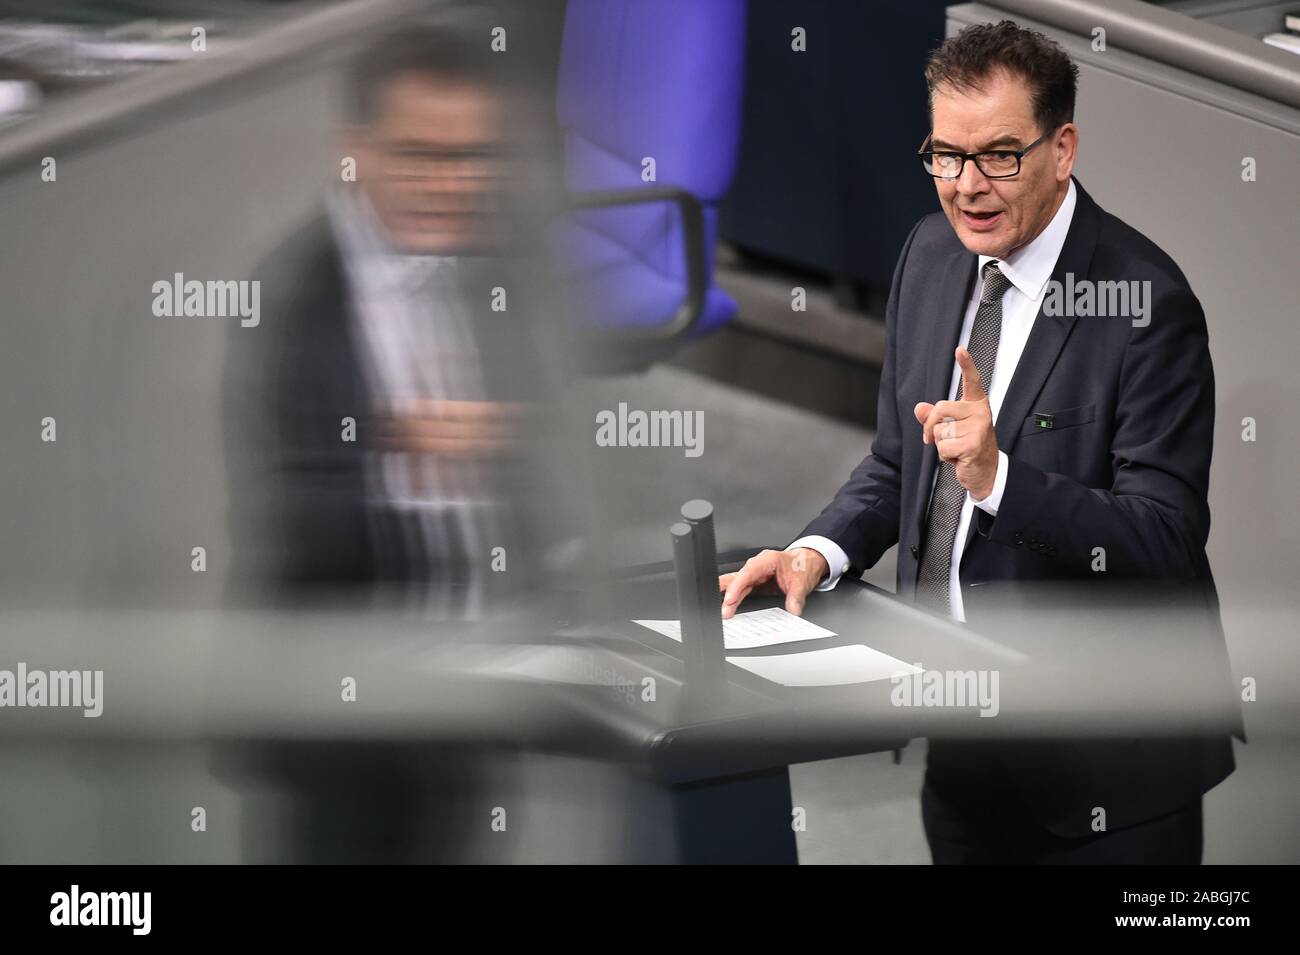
xmin=984 ymin=0 xmax=1300 ymax=109
xmin=0 ymin=0 xmax=437 ymax=177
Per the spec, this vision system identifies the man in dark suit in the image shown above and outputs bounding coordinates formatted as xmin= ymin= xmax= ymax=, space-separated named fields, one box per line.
xmin=719 ymin=20 xmax=1237 ymax=863
xmin=225 ymin=26 xmax=557 ymax=613
xmin=221 ymin=25 xmax=561 ymax=862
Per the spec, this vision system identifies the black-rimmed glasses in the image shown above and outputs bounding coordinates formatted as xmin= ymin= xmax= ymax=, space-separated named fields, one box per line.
xmin=919 ymin=126 xmax=1058 ymax=180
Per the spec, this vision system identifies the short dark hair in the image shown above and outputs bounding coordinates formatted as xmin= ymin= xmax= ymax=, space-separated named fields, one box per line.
xmin=924 ymin=20 xmax=1079 ymax=135
xmin=347 ymin=25 xmax=499 ymax=124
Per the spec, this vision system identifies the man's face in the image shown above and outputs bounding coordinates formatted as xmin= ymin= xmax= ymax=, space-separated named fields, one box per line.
xmin=353 ymin=73 xmax=505 ymax=256
xmin=929 ymin=69 xmax=1076 ymax=258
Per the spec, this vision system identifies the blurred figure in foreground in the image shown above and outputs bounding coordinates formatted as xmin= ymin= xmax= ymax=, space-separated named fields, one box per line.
xmin=227 ymin=24 xmax=561 ymax=620
xmin=222 ymin=21 xmax=564 ymax=862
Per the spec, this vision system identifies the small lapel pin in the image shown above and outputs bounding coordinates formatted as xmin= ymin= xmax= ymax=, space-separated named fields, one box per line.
xmin=1033 ymin=412 xmax=1055 ymax=430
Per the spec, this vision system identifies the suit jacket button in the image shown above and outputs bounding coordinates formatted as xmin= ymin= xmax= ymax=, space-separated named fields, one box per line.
xmin=910 ymin=544 xmax=919 ymax=558
xmin=1013 ymin=531 xmax=1024 ymax=545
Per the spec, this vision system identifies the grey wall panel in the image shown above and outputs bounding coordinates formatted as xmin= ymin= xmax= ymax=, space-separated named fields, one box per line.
xmin=0 ymin=68 xmax=342 ymax=609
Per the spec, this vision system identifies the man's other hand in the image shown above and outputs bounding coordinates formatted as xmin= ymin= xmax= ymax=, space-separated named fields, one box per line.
xmin=718 ymin=547 xmax=829 ymax=619
xmin=376 ymin=399 xmax=525 ymax=459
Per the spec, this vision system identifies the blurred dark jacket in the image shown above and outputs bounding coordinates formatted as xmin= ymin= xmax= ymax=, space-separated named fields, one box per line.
xmin=223 ymin=212 xmax=560 ymax=607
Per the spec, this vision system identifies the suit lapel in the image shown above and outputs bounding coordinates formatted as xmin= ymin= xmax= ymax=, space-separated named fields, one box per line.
xmin=992 ymin=179 xmax=1099 ymax=459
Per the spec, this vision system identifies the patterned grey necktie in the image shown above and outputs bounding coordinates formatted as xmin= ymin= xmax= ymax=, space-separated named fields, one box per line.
xmin=916 ymin=261 xmax=1012 ymax=616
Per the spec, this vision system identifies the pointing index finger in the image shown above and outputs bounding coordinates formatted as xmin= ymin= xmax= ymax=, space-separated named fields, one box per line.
xmin=956 ymin=346 xmax=986 ymax=401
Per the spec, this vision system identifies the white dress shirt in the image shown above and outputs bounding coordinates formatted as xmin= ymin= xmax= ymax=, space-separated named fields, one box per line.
xmin=790 ymin=179 xmax=1077 ymax=622
xmin=328 ymin=190 xmax=499 ymax=619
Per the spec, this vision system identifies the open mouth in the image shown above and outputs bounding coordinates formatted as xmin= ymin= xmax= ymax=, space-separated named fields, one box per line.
xmin=960 ymin=208 xmax=1003 ymax=231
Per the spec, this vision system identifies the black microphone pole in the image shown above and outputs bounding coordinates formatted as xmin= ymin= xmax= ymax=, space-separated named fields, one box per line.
xmin=672 ymin=499 xmax=726 ymax=714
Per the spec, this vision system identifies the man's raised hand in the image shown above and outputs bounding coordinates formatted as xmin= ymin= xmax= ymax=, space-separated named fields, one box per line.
xmin=913 ymin=346 xmax=999 ymax=501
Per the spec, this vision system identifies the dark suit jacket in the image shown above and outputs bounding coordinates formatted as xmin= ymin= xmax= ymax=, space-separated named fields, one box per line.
xmin=223 ymin=213 xmax=560 ymax=604
xmin=799 ymin=178 xmax=1238 ymax=837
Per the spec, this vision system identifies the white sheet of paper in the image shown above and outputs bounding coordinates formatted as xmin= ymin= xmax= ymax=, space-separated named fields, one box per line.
xmin=632 ymin=607 xmax=838 ymax=650
xmin=726 ymin=644 xmax=922 ymax=687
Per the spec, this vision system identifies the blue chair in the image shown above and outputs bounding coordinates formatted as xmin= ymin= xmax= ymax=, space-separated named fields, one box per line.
xmin=553 ymin=0 xmax=746 ymax=365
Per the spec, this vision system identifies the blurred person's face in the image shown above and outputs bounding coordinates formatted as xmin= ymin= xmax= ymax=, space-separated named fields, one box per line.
xmin=351 ymin=72 xmax=504 ymax=256
xmin=928 ymin=69 xmax=1076 ymax=259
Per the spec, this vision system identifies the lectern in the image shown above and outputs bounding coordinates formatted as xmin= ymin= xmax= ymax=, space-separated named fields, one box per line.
xmin=659 ymin=500 xmax=798 ymax=862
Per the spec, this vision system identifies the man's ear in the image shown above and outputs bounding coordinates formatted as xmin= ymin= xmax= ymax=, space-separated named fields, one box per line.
xmin=1055 ymin=122 xmax=1078 ymax=183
